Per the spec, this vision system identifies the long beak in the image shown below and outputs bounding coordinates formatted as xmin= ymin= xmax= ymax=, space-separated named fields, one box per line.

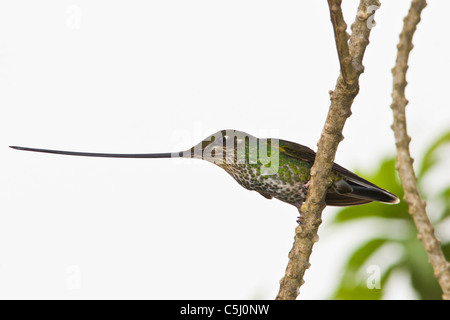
xmin=9 ymin=146 xmax=182 ymax=159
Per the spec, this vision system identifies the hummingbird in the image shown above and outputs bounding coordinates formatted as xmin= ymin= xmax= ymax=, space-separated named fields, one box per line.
xmin=10 ymin=129 xmax=399 ymax=215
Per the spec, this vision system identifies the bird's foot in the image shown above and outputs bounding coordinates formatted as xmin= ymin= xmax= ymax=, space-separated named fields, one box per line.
xmin=304 ymin=180 xmax=311 ymax=189
xmin=296 ymin=204 xmax=305 ymax=225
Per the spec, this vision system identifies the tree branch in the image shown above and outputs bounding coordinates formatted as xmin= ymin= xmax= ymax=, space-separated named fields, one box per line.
xmin=276 ymin=0 xmax=380 ymax=300
xmin=327 ymin=0 xmax=354 ymax=84
xmin=390 ymin=0 xmax=450 ymax=300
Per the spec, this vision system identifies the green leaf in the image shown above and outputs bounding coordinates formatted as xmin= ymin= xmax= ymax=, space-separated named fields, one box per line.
xmin=332 ymin=199 xmax=409 ymax=223
xmin=334 ymin=284 xmax=384 ymax=300
xmin=436 ymin=186 xmax=450 ymax=222
xmin=441 ymin=242 xmax=450 ymax=261
xmin=333 ymin=238 xmax=388 ymax=299
xmin=402 ymin=239 xmax=442 ymax=300
xmin=418 ymin=131 xmax=450 ymax=179
xmin=346 ymin=239 xmax=388 ymax=272
xmin=333 ymin=257 xmax=398 ymax=300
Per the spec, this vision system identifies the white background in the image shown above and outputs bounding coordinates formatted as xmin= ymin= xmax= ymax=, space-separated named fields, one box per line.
xmin=1 ymin=0 xmax=449 ymax=299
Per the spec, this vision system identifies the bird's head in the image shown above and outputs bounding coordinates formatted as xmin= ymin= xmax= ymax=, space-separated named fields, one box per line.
xmin=186 ymin=130 xmax=255 ymax=165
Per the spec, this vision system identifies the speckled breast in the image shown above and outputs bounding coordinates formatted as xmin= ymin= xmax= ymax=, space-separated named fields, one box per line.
xmin=221 ymin=163 xmax=310 ymax=206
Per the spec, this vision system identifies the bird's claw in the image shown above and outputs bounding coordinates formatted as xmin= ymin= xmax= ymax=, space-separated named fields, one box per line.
xmin=304 ymin=180 xmax=311 ymax=189
xmin=296 ymin=204 xmax=304 ymax=225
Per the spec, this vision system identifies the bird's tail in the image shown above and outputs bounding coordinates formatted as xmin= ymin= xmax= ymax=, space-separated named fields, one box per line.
xmin=347 ymin=183 xmax=399 ymax=204
xmin=325 ymin=180 xmax=399 ymax=207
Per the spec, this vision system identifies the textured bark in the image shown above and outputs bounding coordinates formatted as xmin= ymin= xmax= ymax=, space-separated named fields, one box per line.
xmin=276 ymin=0 xmax=380 ymax=300
xmin=390 ymin=0 xmax=450 ymax=300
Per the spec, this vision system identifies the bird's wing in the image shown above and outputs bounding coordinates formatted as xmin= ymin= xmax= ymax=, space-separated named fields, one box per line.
xmin=278 ymin=139 xmax=399 ymax=205
xmin=279 ymin=140 xmax=378 ymax=187
xmin=278 ymin=139 xmax=317 ymax=164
